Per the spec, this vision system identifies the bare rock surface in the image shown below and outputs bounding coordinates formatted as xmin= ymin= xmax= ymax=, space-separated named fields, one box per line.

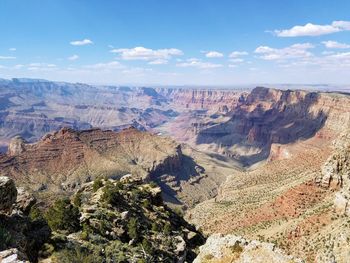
xmin=0 ymin=248 xmax=29 ymax=263
xmin=13 ymin=187 xmax=36 ymax=215
xmin=194 ymin=234 xmax=303 ymax=263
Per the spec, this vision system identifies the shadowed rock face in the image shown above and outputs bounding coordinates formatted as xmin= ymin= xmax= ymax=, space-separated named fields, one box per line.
xmin=0 ymin=176 xmax=17 ymax=213
xmin=196 ymin=87 xmax=327 ymax=165
xmin=0 ymin=177 xmax=50 ymax=262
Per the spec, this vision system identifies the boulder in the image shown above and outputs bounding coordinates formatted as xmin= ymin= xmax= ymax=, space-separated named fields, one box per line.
xmin=0 ymin=176 xmax=17 ymax=213
xmin=13 ymin=187 xmax=36 ymax=215
xmin=7 ymin=136 xmax=26 ymax=156
xmin=0 ymin=248 xmax=29 ymax=263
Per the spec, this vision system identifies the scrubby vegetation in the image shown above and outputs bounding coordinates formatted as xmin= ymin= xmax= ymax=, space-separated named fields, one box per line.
xmin=40 ymin=177 xmax=205 ymax=262
xmin=0 ymin=226 xmax=12 ymax=250
xmin=45 ymin=197 xmax=80 ymax=233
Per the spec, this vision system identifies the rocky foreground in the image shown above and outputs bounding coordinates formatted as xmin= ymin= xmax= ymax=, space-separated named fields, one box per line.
xmin=0 ymin=175 xmax=205 ymax=262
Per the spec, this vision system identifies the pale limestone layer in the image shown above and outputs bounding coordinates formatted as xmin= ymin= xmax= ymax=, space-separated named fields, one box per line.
xmin=194 ymin=234 xmax=303 ymax=263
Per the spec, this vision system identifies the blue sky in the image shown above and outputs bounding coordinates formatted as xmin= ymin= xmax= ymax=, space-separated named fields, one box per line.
xmin=1 ymin=0 xmax=350 ymax=85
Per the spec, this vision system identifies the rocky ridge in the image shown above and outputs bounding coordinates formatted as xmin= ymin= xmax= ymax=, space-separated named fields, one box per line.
xmin=43 ymin=176 xmax=205 ymax=262
xmin=0 ymin=127 xmax=182 ymax=193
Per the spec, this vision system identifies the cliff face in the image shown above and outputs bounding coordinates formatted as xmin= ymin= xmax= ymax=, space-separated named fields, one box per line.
xmin=192 ymin=87 xmax=350 ymax=165
xmin=316 ymin=129 xmax=350 ymax=215
xmin=157 ymin=88 xmax=246 ymax=112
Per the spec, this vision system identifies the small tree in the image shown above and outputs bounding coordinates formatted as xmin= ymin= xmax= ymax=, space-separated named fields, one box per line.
xmin=127 ymin=217 xmax=139 ymax=240
xmin=92 ymin=178 xmax=104 ymax=192
xmin=142 ymin=238 xmax=153 ymax=254
xmin=101 ymin=183 xmax=122 ymax=205
xmin=163 ymin=222 xmax=172 ymax=235
xmin=0 ymin=226 xmax=11 ymax=250
xmin=73 ymin=192 xmax=82 ymax=207
xmin=45 ymin=198 xmax=80 ymax=233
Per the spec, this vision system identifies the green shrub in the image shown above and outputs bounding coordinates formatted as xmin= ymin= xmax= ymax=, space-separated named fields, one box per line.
xmin=92 ymin=178 xmax=104 ymax=192
xmin=0 ymin=226 xmax=12 ymax=250
xmin=29 ymin=205 xmax=45 ymax=222
xmin=52 ymin=246 xmax=103 ymax=263
xmin=131 ymin=188 xmax=146 ymax=201
xmin=163 ymin=222 xmax=172 ymax=235
xmin=101 ymin=183 xmax=122 ymax=205
xmin=105 ymin=240 xmax=129 ymax=262
xmin=142 ymin=238 xmax=153 ymax=254
xmin=151 ymin=222 xmax=160 ymax=232
xmin=127 ymin=217 xmax=139 ymax=240
xmin=45 ymin=198 xmax=80 ymax=233
xmin=142 ymin=199 xmax=151 ymax=209
xmin=73 ymin=192 xmax=82 ymax=207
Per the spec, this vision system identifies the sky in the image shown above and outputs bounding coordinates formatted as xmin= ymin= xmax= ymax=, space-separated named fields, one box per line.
xmin=0 ymin=0 xmax=350 ymax=86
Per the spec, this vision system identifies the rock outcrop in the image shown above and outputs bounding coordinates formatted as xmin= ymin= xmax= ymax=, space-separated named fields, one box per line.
xmin=194 ymin=234 xmax=303 ymax=263
xmin=316 ymin=129 xmax=350 ymax=215
xmin=0 ymin=248 xmax=29 ymax=263
xmin=0 ymin=176 xmax=17 ymax=213
xmin=44 ymin=177 xmax=205 ymax=262
xmin=0 ymin=177 xmax=50 ymax=262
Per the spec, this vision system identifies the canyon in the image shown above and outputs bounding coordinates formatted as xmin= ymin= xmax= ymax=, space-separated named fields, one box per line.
xmin=1 ymin=78 xmax=350 ymax=262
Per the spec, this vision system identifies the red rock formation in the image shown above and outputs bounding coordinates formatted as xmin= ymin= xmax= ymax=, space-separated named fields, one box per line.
xmin=0 ymin=127 xmax=183 ymax=192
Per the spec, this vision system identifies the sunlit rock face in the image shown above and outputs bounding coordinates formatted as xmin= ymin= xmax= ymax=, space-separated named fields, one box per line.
xmin=317 ymin=129 xmax=350 ymax=215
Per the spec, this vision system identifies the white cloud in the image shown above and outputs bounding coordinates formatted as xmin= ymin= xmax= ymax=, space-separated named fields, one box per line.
xmin=229 ymin=51 xmax=248 ymax=58
xmin=148 ymin=59 xmax=168 ymax=65
xmin=322 ymin=40 xmax=350 ymax=49
xmin=176 ymin=58 xmax=223 ymax=69
xmin=277 ymin=50 xmax=350 ymax=71
xmin=229 ymin=58 xmax=244 ymax=63
xmin=0 ymin=56 xmax=16 ymax=59
xmin=9 ymin=48 xmax=16 ymax=52
xmin=84 ymin=61 xmax=123 ymax=70
xmin=228 ymin=64 xmax=237 ymax=68
xmin=68 ymin=54 xmax=79 ymax=61
xmin=205 ymin=51 xmax=224 ymax=58
xmin=110 ymin=46 xmax=183 ymax=60
xmin=27 ymin=63 xmax=57 ymax=71
xmin=274 ymin=20 xmax=350 ymax=37
xmin=255 ymin=43 xmax=314 ymax=60
xmin=70 ymin=39 xmax=93 ymax=46
xmin=122 ymin=67 xmax=153 ymax=75
xmin=13 ymin=64 xmax=24 ymax=69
